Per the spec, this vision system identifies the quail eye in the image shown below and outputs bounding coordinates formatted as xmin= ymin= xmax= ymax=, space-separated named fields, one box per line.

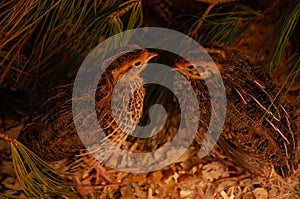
xmin=134 ymin=61 xmax=142 ymax=67
xmin=187 ymin=65 xmax=194 ymax=70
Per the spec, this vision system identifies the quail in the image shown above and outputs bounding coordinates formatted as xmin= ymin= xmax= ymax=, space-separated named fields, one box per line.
xmin=17 ymin=48 xmax=158 ymax=198
xmin=172 ymin=44 xmax=298 ymax=178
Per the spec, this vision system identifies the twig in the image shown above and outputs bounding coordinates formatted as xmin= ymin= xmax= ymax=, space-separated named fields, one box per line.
xmin=190 ymin=0 xmax=237 ymax=37
xmin=0 ymin=133 xmax=18 ymax=146
xmin=108 ymin=0 xmax=141 ymax=24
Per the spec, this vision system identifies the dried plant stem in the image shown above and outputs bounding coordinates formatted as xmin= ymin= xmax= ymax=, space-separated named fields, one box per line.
xmin=191 ymin=3 xmax=215 ymax=37
xmin=0 ymin=133 xmax=18 ymax=146
xmin=108 ymin=0 xmax=141 ymax=24
xmin=191 ymin=0 xmax=237 ymax=37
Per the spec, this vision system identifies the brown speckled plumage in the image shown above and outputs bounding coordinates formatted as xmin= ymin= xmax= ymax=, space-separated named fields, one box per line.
xmin=173 ymin=44 xmax=298 ymax=178
xmin=17 ymin=48 xmax=158 ymax=198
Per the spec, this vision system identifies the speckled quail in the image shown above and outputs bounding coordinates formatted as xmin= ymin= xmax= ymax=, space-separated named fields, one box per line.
xmin=172 ymin=44 xmax=298 ymax=178
xmin=17 ymin=48 xmax=158 ymax=198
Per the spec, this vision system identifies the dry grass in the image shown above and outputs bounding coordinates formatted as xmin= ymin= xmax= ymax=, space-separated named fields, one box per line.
xmin=0 ymin=102 xmax=299 ymax=199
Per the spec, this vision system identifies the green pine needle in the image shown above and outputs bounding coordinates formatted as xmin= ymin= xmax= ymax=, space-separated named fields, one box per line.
xmin=0 ymin=133 xmax=77 ymax=198
xmin=196 ymin=3 xmax=262 ymax=44
xmin=259 ymin=1 xmax=300 ymax=73
xmin=0 ymin=0 xmax=143 ymax=90
xmin=11 ymin=142 xmax=74 ymax=198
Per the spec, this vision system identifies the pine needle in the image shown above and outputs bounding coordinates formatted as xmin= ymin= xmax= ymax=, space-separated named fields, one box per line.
xmin=190 ymin=0 xmax=237 ymax=37
xmin=188 ymin=3 xmax=262 ymax=44
xmin=0 ymin=133 xmax=77 ymax=199
xmin=259 ymin=0 xmax=300 ymax=73
xmin=0 ymin=0 xmax=143 ymax=90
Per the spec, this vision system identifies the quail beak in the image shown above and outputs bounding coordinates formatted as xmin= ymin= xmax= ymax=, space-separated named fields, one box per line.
xmin=147 ymin=52 xmax=159 ymax=61
xmin=171 ymin=64 xmax=180 ymax=71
